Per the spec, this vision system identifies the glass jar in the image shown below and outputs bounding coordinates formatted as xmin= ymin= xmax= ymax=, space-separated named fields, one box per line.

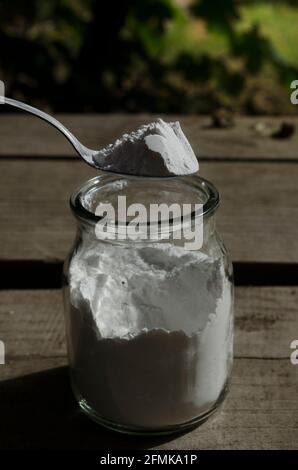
xmin=63 ymin=174 xmax=233 ymax=435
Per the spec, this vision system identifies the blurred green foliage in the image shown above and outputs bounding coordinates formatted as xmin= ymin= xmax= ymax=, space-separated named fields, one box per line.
xmin=0 ymin=0 xmax=297 ymax=114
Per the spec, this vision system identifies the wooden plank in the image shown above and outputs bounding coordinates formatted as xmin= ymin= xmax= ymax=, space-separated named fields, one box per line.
xmin=0 ymin=290 xmax=66 ymax=363
xmin=235 ymin=287 xmax=298 ymax=359
xmin=0 ymin=288 xmax=298 ymax=449
xmin=168 ymin=359 xmax=298 ymax=450
xmin=0 ymin=114 xmax=297 ymax=160
xmin=0 ymin=357 xmax=67 ymax=382
xmin=0 ymin=160 xmax=297 ymax=262
xmin=0 ymin=359 xmax=297 ymax=449
xmin=0 ymin=287 xmax=296 ymax=372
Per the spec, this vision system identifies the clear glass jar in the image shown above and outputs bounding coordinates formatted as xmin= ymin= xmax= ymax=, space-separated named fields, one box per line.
xmin=63 ymin=174 xmax=233 ymax=435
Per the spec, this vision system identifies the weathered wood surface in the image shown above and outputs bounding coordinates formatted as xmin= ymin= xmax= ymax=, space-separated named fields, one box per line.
xmin=0 ymin=160 xmax=298 ymax=263
xmin=0 ymin=114 xmax=297 ymax=160
xmin=0 ymin=360 xmax=296 ymax=450
xmin=0 ymin=288 xmax=297 ymax=449
xmin=0 ymin=114 xmax=298 ymax=450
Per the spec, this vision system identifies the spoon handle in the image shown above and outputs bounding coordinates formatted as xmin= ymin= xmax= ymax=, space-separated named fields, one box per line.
xmin=2 ymin=97 xmax=94 ymax=165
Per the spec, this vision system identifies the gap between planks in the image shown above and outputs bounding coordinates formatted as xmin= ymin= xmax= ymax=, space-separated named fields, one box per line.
xmin=1 ymin=155 xmax=298 ymax=164
xmin=1 ymin=260 xmax=298 ymax=289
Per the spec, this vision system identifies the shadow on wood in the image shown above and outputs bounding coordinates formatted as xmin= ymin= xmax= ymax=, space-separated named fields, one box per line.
xmin=0 ymin=366 xmax=188 ymax=449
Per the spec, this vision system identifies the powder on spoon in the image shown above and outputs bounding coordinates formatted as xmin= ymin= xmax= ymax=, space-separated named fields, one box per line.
xmin=94 ymin=118 xmax=199 ymax=177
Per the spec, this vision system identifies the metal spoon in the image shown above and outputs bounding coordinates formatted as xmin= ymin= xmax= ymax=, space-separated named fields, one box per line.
xmin=3 ymin=96 xmax=97 ymax=169
xmin=1 ymin=97 xmax=197 ymax=178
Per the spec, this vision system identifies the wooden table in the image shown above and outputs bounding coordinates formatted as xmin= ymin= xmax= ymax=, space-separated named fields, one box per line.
xmin=0 ymin=114 xmax=298 ymax=449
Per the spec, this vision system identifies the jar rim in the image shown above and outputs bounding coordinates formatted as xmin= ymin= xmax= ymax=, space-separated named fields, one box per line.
xmin=70 ymin=174 xmax=220 ymax=225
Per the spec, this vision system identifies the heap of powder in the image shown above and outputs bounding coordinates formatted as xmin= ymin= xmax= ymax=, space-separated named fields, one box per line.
xmin=67 ymin=239 xmax=233 ymax=428
xmin=94 ymin=118 xmax=199 ymax=177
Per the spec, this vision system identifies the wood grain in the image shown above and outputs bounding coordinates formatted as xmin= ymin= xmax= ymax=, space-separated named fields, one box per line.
xmin=0 ymin=159 xmax=297 ymax=262
xmin=0 ymin=288 xmax=297 ymax=449
xmin=0 ymin=360 xmax=297 ymax=449
xmin=235 ymin=287 xmax=298 ymax=358
xmin=0 ymin=114 xmax=297 ymax=160
xmin=0 ymin=287 xmax=296 ymax=368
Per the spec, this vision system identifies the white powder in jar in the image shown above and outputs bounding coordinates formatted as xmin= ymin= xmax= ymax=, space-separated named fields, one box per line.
xmin=94 ymin=118 xmax=199 ymax=177
xmin=67 ymin=240 xmax=233 ymax=429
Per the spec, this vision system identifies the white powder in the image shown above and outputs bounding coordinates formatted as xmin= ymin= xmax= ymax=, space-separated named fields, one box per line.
xmin=68 ymin=240 xmax=233 ymax=428
xmin=94 ymin=119 xmax=199 ymax=177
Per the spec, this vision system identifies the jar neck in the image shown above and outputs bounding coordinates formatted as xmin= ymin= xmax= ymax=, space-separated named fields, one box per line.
xmin=203 ymin=214 xmax=216 ymax=238
xmin=71 ymin=174 xmax=220 ymax=247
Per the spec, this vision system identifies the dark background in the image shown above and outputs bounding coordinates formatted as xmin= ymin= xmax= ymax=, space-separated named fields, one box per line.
xmin=0 ymin=0 xmax=297 ymax=114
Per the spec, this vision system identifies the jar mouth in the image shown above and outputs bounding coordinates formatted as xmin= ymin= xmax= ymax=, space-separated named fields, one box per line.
xmin=70 ymin=173 xmax=219 ymax=226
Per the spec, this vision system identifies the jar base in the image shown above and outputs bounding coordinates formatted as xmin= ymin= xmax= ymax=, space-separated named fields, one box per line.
xmin=73 ymin=383 xmax=229 ymax=436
